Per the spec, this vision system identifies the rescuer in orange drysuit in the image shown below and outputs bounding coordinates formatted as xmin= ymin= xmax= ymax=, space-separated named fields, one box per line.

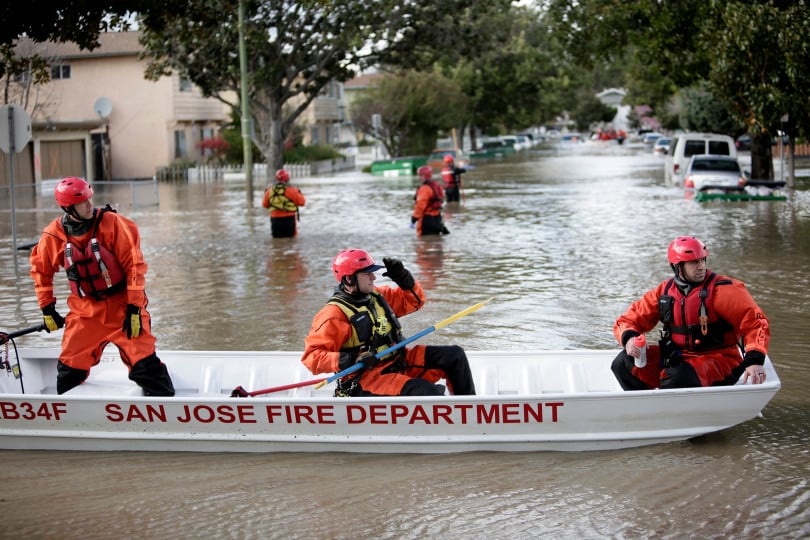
xmin=301 ymin=249 xmax=475 ymax=396
xmin=261 ymin=168 xmax=306 ymax=238
xmin=611 ymin=236 xmax=770 ymax=390
xmin=440 ymin=154 xmax=465 ymax=203
xmin=29 ymin=177 xmax=175 ymax=396
xmin=411 ymin=166 xmax=449 ymax=236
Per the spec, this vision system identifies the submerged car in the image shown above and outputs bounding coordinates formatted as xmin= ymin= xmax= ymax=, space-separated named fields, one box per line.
xmin=653 ymin=137 xmax=672 ymax=154
xmin=683 ymin=155 xmax=746 ymax=195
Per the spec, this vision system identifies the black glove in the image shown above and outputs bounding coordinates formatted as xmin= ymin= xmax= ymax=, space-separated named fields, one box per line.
xmin=42 ymin=303 xmax=65 ymax=333
xmin=383 ymin=257 xmax=415 ymax=290
xmin=411 ymin=216 xmax=418 ymax=224
xmin=357 ymin=351 xmax=379 ymax=369
xmin=338 ymin=351 xmax=379 ymax=371
xmin=123 ymin=304 xmax=142 ymax=339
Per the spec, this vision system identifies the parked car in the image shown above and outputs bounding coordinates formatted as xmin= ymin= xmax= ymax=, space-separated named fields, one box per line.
xmin=683 ymin=155 xmax=746 ymax=195
xmin=559 ymin=132 xmax=585 ymax=144
xmin=642 ymin=132 xmax=663 ymax=146
xmin=736 ymin=134 xmax=751 ymax=151
xmin=665 ymin=133 xmax=737 ymax=185
xmin=653 ymin=137 xmax=672 ymax=155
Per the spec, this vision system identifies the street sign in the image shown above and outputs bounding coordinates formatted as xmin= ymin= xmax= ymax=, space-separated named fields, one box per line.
xmin=0 ymin=104 xmax=33 ymax=154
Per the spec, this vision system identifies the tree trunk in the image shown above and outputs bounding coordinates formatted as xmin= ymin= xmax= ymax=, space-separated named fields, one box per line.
xmin=750 ymin=132 xmax=774 ymax=181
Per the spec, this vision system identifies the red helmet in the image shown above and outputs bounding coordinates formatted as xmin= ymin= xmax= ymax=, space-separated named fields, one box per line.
xmin=443 ymin=154 xmax=454 ymax=164
xmin=275 ymin=169 xmax=290 ymax=183
xmin=55 ymin=177 xmax=93 ymax=207
xmin=667 ymin=236 xmax=708 ymax=264
xmin=417 ymin=166 xmax=432 ymax=180
xmin=332 ymin=249 xmax=384 ymax=282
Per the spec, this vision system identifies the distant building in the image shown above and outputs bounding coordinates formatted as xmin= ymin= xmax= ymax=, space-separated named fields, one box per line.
xmin=596 ymin=88 xmax=630 ymax=132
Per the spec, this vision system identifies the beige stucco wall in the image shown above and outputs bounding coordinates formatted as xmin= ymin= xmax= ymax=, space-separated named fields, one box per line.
xmin=40 ymin=55 xmax=173 ymax=179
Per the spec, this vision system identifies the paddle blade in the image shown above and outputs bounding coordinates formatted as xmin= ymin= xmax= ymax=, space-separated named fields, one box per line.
xmin=230 ymin=386 xmax=249 ymax=398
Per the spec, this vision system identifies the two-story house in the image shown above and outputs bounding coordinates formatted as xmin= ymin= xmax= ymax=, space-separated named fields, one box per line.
xmin=2 ymin=31 xmax=227 ymax=186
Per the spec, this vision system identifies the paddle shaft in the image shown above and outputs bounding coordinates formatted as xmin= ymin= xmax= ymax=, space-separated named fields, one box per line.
xmin=0 ymin=323 xmax=46 ymax=345
xmin=240 ymin=377 xmax=328 ymax=397
xmin=314 ymin=297 xmax=493 ymax=389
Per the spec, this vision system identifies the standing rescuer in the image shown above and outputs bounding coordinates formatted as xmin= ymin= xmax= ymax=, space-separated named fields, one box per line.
xmin=29 ymin=177 xmax=175 ymax=396
xmin=440 ymin=154 xmax=465 ymax=203
xmin=262 ymin=168 xmax=306 ymax=238
xmin=412 ymin=165 xmax=449 ymax=236
xmin=611 ymin=235 xmax=771 ymax=390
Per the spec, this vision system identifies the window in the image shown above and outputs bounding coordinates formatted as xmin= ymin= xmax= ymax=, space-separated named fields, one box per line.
xmin=310 ymin=127 xmax=320 ymax=145
xmin=174 ymin=130 xmax=187 ymax=159
xmin=179 ymin=77 xmax=193 ymax=92
xmin=51 ymin=64 xmax=71 ymax=80
xmin=707 ymin=141 xmax=731 ymax=155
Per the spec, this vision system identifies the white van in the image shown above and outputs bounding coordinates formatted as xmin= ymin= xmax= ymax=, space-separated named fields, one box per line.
xmin=665 ymin=133 xmax=736 ymax=185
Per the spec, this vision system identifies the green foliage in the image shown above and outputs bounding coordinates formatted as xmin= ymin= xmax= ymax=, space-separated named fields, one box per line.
xmin=283 ymin=144 xmax=342 ymax=163
xmin=351 ymin=70 xmax=468 ymax=156
xmin=139 ymin=0 xmax=500 ymax=172
xmin=571 ymin=97 xmax=617 ymax=131
xmin=678 ymin=85 xmax=738 ymax=135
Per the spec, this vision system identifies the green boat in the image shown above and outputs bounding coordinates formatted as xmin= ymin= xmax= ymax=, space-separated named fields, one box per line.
xmin=370 ymin=156 xmax=428 ymax=176
xmin=694 ymin=192 xmax=787 ymax=202
xmin=694 ymin=179 xmax=787 ymax=202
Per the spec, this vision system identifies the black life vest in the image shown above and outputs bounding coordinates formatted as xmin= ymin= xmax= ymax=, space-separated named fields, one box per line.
xmin=328 ymin=290 xmax=405 ymax=364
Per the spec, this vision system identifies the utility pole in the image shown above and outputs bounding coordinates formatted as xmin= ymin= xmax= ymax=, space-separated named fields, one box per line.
xmin=238 ymin=0 xmax=254 ymax=205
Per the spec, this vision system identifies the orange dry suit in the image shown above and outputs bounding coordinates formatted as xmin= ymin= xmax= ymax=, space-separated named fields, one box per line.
xmin=302 ymin=282 xmax=455 ymax=396
xmin=613 ymin=271 xmax=770 ymax=388
xmin=441 ymin=165 xmax=464 ymax=202
xmin=412 ymin=180 xmax=445 ymax=236
xmin=29 ymin=207 xmax=159 ymax=376
xmin=262 ymin=182 xmax=305 ymax=219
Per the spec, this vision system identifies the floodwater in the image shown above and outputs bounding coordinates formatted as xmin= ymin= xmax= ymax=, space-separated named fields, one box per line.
xmin=1 ymin=141 xmax=809 ymax=539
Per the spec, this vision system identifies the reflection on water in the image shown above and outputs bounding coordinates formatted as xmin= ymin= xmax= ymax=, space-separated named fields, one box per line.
xmin=1 ymin=142 xmax=809 ymax=537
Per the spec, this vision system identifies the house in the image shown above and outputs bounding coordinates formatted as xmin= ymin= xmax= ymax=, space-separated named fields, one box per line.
xmin=2 ymin=31 xmax=227 ymax=186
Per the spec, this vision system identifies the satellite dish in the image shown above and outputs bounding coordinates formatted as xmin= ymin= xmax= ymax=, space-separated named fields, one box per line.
xmin=93 ymin=97 xmax=113 ymax=118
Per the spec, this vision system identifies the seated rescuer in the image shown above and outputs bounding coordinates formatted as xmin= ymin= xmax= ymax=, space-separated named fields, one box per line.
xmin=611 ymin=236 xmax=770 ymax=390
xmin=29 ymin=177 xmax=175 ymax=396
xmin=301 ymin=249 xmax=476 ymax=397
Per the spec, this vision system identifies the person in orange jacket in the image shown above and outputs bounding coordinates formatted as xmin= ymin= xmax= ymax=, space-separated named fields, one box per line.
xmin=301 ymin=248 xmax=475 ymax=397
xmin=29 ymin=177 xmax=175 ymax=395
xmin=411 ymin=165 xmax=449 ymax=236
xmin=261 ymin=168 xmax=306 ymax=238
xmin=611 ymin=236 xmax=771 ymax=390
xmin=440 ymin=154 xmax=466 ymax=203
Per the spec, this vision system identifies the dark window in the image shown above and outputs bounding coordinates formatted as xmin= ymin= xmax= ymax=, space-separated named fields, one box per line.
xmin=179 ymin=77 xmax=193 ymax=92
xmin=51 ymin=64 xmax=71 ymax=80
xmin=174 ymin=130 xmax=187 ymax=159
xmin=707 ymin=141 xmax=731 ymax=155
xmin=684 ymin=140 xmax=705 ymax=157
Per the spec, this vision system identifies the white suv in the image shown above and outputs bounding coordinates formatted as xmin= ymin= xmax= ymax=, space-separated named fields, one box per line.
xmin=665 ymin=133 xmax=737 ymax=185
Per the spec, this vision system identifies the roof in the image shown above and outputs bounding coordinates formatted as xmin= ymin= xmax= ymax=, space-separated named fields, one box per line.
xmin=15 ymin=31 xmax=142 ymax=60
xmin=343 ymin=72 xmax=384 ymax=90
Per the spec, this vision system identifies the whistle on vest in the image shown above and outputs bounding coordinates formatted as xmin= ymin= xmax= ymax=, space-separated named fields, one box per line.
xmin=90 ymin=239 xmax=113 ymax=287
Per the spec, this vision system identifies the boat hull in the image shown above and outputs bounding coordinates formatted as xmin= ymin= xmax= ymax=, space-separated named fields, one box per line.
xmin=0 ymin=349 xmax=780 ymax=453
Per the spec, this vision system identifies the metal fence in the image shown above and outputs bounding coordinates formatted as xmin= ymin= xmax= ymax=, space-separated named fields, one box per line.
xmin=0 ymin=178 xmax=159 ymax=212
xmin=155 ymin=155 xmax=356 ymax=184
